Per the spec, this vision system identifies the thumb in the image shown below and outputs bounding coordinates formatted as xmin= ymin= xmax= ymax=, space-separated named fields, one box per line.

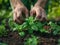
xmin=25 ymin=10 xmax=29 ymax=18
xmin=30 ymin=10 xmax=36 ymax=17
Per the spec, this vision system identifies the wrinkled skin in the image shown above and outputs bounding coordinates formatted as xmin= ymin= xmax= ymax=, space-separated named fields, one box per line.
xmin=30 ymin=6 xmax=46 ymax=21
xmin=13 ymin=5 xmax=28 ymax=24
xmin=10 ymin=0 xmax=47 ymax=24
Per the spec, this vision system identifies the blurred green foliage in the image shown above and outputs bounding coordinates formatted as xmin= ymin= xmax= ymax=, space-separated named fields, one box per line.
xmin=0 ymin=0 xmax=12 ymax=37
xmin=9 ymin=16 xmax=60 ymax=35
xmin=47 ymin=0 xmax=60 ymax=20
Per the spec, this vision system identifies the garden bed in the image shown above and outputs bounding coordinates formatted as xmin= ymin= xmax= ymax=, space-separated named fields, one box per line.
xmin=0 ymin=31 xmax=60 ymax=45
xmin=0 ymin=16 xmax=60 ymax=45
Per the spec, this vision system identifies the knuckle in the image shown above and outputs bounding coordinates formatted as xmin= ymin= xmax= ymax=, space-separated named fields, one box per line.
xmin=13 ymin=19 xmax=16 ymax=22
xmin=13 ymin=18 xmax=17 ymax=22
xmin=17 ymin=15 xmax=20 ymax=18
xmin=36 ymin=15 xmax=41 ymax=19
xmin=26 ymin=10 xmax=28 ymax=13
xmin=30 ymin=10 xmax=34 ymax=13
xmin=30 ymin=11 xmax=32 ymax=14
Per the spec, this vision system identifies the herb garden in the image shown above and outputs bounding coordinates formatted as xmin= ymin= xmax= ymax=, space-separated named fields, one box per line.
xmin=0 ymin=0 xmax=60 ymax=45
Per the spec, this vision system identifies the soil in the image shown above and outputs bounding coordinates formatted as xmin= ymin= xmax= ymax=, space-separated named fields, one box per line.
xmin=0 ymin=30 xmax=60 ymax=45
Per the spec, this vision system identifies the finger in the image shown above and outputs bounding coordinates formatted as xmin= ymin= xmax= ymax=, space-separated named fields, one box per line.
xmin=17 ymin=11 xmax=22 ymax=19
xmin=14 ymin=11 xmax=23 ymax=24
xmin=13 ymin=12 xmax=21 ymax=23
xmin=25 ymin=9 xmax=29 ymax=18
xmin=17 ymin=11 xmax=25 ymax=23
xmin=39 ymin=9 xmax=47 ymax=21
xmin=15 ymin=18 xmax=22 ymax=24
xmin=13 ymin=18 xmax=22 ymax=24
xmin=17 ymin=10 xmax=24 ymax=20
xmin=35 ymin=10 xmax=41 ymax=20
xmin=30 ymin=10 xmax=33 ymax=16
xmin=13 ymin=12 xmax=17 ymax=21
xmin=13 ymin=15 xmax=21 ymax=24
xmin=41 ymin=9 xmax=47 ymax=20
xmin=42 ymin=9 xmax=46 ymax=18
xmin=30 ymin=10 xmax=36 ymax=17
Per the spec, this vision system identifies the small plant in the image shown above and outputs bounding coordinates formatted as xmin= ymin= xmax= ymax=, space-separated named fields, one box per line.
xmin=48 ymin=21 xmax=60 ymax=35
xmin=9 ymin=16 xmax=48 ymax=35
xmin=19 ymin=32 xmax=25 ymax=37
xmin=9 ymin=16 xmax=60 ymax=36
xmin=24 ymin=35 xmax=39 ymax=45
xmin=0 ymin=25 xmax=7 ymax=37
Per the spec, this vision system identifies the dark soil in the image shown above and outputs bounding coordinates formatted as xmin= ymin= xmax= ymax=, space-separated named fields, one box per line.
xmin=0 ymin=30 xmax=60 ymax=45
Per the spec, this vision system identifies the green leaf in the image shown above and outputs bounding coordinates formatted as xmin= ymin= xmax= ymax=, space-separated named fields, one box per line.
xmin=19 ymin=32 xmax=25 ymax=37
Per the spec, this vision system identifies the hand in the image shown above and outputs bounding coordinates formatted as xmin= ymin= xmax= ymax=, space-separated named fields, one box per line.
xmin=13 ymin=5 xmax=28 ymax=24
xmin=30 ymin=6 xmax=47 ymax=21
